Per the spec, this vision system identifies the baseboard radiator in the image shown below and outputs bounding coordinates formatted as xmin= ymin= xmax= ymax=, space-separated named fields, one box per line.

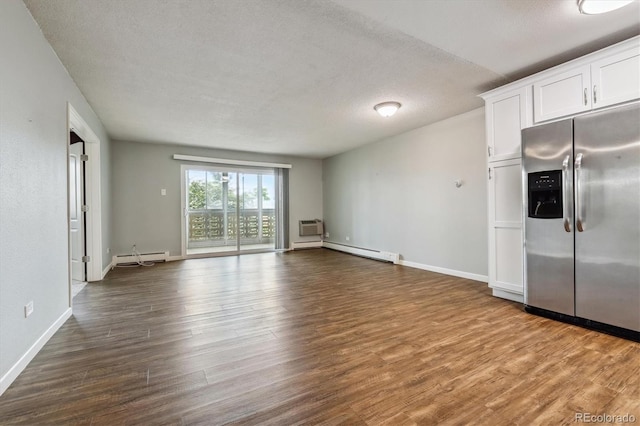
xmin=112 ymin=251 xmax=169 ymax=266
xmin=322 ymin=242 xmax=399 ymax=264
xmin=291 ymin=241 xmax=323 ymax=250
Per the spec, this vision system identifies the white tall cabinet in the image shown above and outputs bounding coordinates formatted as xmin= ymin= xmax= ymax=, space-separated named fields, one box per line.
xmin=481 ymin=35 xmax=640 ymax=303
xmin=483 ymin=87 xmax=530 ymax=302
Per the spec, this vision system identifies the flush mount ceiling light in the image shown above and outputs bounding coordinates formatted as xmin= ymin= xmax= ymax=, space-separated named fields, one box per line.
xmin=577 ymin=0 xmax=634 ymax=14
xmin=374 ymin=101 xmax=401 ymax=118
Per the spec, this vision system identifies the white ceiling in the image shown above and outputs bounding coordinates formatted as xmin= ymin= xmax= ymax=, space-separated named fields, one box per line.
xmin=24 ymin=0 xmax=640 ymax=159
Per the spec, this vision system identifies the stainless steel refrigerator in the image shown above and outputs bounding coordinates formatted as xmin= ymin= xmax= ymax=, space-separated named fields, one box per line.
xmin=522 ymin=101 xmax=640 ymax=340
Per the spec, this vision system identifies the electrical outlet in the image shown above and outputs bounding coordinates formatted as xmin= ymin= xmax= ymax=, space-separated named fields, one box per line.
xmin=161 ymin=188 xmax=167 ymax=196
xmin=346 ymin=236 xmax=350 ymax=241
xmin=325 ymin=232 xmax=330 ymax=238
xmin=25 ymin=301 xmax=34 ymax=318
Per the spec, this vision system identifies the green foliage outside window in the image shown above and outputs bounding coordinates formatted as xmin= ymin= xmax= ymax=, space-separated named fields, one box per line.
xmin=188 ymin=174 xmax=270 ymax=210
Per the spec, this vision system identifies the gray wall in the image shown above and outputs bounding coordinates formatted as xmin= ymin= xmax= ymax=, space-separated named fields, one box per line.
xmin=0 ymin=0 xmax=111 ymax=383
xmin=323 ymin=108 xmax=487 ymax=277
xmin=111 ymin=140 xmax=323 ymax=256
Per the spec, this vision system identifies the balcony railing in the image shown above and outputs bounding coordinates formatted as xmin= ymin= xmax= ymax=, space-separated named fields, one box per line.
xmin=188 ymin=208 xmax=275 ymax=248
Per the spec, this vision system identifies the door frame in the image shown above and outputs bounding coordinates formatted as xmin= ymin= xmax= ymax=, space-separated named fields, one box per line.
xmin=67 ymin=103 xmax=102 ymax=301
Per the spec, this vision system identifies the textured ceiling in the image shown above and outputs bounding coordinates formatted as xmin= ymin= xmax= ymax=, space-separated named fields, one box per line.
xmin=23 ymin=0 xmax=640 ymax=158
xmin=333 ymin=0 xmax=640 ymax=80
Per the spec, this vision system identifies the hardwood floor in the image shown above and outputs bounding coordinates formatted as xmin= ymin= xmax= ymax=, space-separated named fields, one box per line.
xmin=1 ymin=249 xmax=638 ymax=425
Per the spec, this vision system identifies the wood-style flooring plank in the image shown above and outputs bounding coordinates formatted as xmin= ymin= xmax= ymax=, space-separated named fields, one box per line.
xmin=0 ymin=249 xmax=638 ymax=425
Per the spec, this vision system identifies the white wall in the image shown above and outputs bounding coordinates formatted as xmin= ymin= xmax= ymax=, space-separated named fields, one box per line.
xmin=0 ymin=0 xmax=111 ymax=393
xmin=323 ymin=108 xmax=487 ymax=279
xmin=111 ymin=140 xmax=323 ymax=256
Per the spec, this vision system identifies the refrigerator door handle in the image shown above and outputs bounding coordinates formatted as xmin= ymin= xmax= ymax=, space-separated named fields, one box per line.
xmin=562 ymin=155 xmax=572 ymax=232
xmin=575 ymin=153 xmax=584 ymax=232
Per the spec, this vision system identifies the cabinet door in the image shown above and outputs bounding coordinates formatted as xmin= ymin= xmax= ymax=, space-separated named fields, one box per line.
xmin=486 ymin=87 xmax=528 ymax=162
xmin=533 ymin=65 xmax=591 ymax=123
xmin=488 ymin=159 xmax=523 ymax=296
xmin=591 ymin=47 xmax=640 ymax=109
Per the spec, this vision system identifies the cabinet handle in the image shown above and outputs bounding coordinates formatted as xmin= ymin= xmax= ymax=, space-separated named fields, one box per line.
xmin=584 ymin=88 xmax=587 ymax=106
xmin=593 ymin=85 xmax=597 ymax=104
xmin=488 ymin=146 xmax=492 ymax=157
xmin=488 ymin=167 xmax=492 ymax=180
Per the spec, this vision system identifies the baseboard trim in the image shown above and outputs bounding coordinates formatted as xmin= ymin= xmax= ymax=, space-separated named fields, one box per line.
xmin=0 ymin=307 xmax=72 ymax=396
xmin=322 ymin=242 xmax=399 ymax=263
xmin=291 ymin=241 xmax=323 ymax=250
xmin=112 ymin=251 xmax=169 ymax=266
xmin=398 ymin=260 xmax=488 ymax=283
xmin=108 ymin=254 xmax=183 ymax=268
xmin=102 ymin=262 xmax=112 ymax=279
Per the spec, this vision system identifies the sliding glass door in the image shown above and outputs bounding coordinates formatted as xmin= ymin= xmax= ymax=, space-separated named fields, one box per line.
xmin=237 ymin=173 xmax=276 ymax=251
xmin=184 ymin=166 xmax=276 ymax=256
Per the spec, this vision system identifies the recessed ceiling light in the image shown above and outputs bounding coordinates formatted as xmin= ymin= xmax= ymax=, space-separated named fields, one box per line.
xmin=374 ymin=102 xmax=401 ymax=118
xmin=577 ymin=0 xmax=634 ymax=14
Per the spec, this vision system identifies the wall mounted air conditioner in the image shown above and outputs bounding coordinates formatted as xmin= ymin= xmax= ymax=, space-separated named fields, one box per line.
xmin=299 ymin=219 xmax=323 ymax=236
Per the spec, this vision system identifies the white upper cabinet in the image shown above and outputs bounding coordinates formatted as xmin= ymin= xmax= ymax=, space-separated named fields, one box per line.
xmin=533 ymin=40 xmax=640 ymax=124
xmin=533 ymin=65 xmax=591 ymax=123
xmin=486 ymin=87 xmax=528 ymax=162
xmin=591 ymin=47 xmax=640 ymax=109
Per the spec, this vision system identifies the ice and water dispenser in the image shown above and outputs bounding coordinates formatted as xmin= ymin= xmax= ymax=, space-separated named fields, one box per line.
xmin=527 ymin=170 xmax=562 ymax=219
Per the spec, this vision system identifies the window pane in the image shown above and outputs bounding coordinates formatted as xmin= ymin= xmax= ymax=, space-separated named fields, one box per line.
xmin=187 ymin=170 xmax=206 ymax=210
xmin=240 ymin=174 xmax=258 ymax=209
xmin=262 ymin=174 xmax=275 ymax=209
xmin=205 ymin=171 xmax=223 ymax=209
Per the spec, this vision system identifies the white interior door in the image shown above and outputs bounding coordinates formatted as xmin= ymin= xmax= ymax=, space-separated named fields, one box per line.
xmin=69 ymin=141 xmax=85 ymax=282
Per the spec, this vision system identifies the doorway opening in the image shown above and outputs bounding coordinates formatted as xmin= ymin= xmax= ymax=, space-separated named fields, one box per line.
xmin=182 ymin=166 xmax=279 ymax=256
xmin=67 ymin=102 xmax=103 ymax=306
xmin=69 ymin=131 xmax=87 ymax=298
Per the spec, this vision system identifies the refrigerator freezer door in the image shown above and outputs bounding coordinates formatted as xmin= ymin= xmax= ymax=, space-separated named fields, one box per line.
xmin=574 ymin=102 xmax=640 ymax=332
xmin=522 ymin=120 xmax=575 ymax=315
